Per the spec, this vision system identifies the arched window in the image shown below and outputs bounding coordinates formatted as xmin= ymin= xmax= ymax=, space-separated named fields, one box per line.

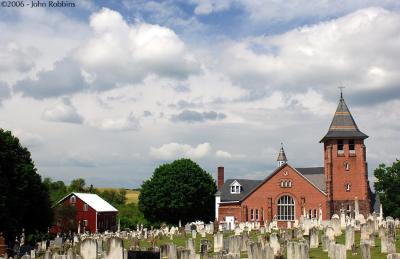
xmin=277 ymin=195 xmax=295 ymax=221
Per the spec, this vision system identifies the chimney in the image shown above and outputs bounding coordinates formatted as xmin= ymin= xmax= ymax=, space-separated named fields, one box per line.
xmin=217 ymin=166 xmax=224 ymax=191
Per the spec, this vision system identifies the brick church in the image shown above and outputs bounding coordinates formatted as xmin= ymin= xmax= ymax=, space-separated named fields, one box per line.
xmin=215 ymin=93 xmax=373 ymax=227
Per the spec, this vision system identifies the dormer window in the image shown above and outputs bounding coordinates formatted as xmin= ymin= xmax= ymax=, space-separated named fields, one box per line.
xmin=230 ymin=180 xmax=241 ymax=194
xmin=70 ymin=195 xmax=76 ymax=204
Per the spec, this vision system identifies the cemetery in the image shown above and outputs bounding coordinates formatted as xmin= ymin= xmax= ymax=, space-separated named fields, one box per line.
xmin=2 ymin=210 xmax=400 ymax=259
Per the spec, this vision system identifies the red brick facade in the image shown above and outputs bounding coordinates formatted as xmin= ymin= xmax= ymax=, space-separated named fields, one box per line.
xmin=218 ymin=164 xmax=328 ymax=224
xmin=217 ymin=95 xmax=372 ymax=225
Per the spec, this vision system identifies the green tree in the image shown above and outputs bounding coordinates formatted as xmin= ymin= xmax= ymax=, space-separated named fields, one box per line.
xmin=118 ymin=203 xmax=148 ymax=229
xmin=99 ymin=189 xmax=127 ymax=208
xmin=69 ymin=178 xmax=87 ymax=192
xmin=43 ymin=178 xmax=68 ymax=204
xmin=374 ymin=159 xmax=400 ymax=218
xmin=53 ymin=205 xmax=77 ymax=233
xmin=139 ymin=158 xmax=216 ymax=224
xmin=0 ymin=129 xmax=53 ymax=246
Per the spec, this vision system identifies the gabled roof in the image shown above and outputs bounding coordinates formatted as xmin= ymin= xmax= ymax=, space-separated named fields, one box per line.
xmin=219 ymin=164 xmax=327 ymax=203
xmin=296 ymin=167 xmax=325 ymax=192
xmin=220 ymin=179 xmax=263 ymax=202
xmin=321 ymin=95 xmax=368 ymax=142
xmin=58 ymin=192 xmax=118 ymax=212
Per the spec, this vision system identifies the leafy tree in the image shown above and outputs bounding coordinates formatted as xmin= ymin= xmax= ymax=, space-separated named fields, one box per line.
xmin=0 ymin=129 xmax=53 ymax=246
xmin=99 ymin=189 xmax=127 ymax=208
xmin=374 ymin=159 xmax=400 ymax=218
xmin=118 ymin=203 xmax=148 ymax=229
xmin=43 ymin=178 xmax=68 ymax=204
xmin=53 ymin=205 xmax=77 ymax=233
xmin=139 ymin=158 xmax=217 ymax=224
xmin=69 ymin=178 xmax=87 ymax=192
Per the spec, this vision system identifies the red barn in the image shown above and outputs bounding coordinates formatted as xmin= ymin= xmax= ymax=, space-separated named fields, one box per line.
xmin=55 ymin=192 xmax=118 ymax=233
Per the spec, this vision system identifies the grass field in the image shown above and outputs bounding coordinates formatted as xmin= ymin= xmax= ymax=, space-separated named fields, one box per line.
xmin=96 ymin=188 xmax=140 ymax=204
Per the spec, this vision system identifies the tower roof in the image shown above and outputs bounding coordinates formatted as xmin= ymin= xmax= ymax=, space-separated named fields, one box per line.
xmin=320 ymin=93 xmax=368 ymax=142
xmin=276 ymin=145 xmax=288 ymax=162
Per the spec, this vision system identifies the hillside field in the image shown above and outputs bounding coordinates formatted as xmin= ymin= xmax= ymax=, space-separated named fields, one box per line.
xmin=97 ymin=188 xmax=140 ymax=204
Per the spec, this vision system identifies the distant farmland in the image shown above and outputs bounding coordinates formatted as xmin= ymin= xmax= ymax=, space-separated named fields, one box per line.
xmin=97 ymin=188 xmax=140 ymax=204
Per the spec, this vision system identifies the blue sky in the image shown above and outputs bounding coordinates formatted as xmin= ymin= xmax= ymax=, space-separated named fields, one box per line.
xmin=1 ymin=0 xmax=400 ymax=188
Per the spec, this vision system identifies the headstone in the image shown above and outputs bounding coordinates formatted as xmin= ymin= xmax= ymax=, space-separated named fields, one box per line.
xmin=334 ymin=244 xmax=346 ymax=259
xmin=387 ymin=254 xmax=400 ymax=259
xmin=80 ymin=238 xmax=98 ymax=259
xmin=213 ymin=232 xmax=223 ymax=253
xmin=360 ymin=243 xmax=371 ymax=259
xmin=309 ymin=227 xmax=319 ymax=248
xmin=191 ymin=230 xmax=197 ymax=239
xmin=269 ymin=233 xmax=280 ymax=256
xmin=186 ymin=238 xmax=195 ymax=254
xmin=345 ymin=226 xmax=355 ymax=250
xmin=105 ymin=237 xmax=124 ymax=259
xmin=382 ymin=235 xmax=388 ymax=253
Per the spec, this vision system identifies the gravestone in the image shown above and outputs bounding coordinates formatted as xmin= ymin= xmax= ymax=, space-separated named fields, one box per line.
xmin=345 ymin=226 xmax=355 ymax=250
xmin=360 ymin=243 xmax=371 ymax=259
xmin=80 ymin=238 xmax=98 ymax=259
xmin=186 ymin=238 xmax=195 ymax=254
xmin=105 ymin=237 xmax=124 ymax=259
xmin=333 ymin=244 xmax=346 ymax=259
xmin=213 ymin=232 xmax=223 ymax=253
xmin=309 ymin=227 xmax=319 ymax=248
xmin=387 ymin=254 xmax=400 ymax=259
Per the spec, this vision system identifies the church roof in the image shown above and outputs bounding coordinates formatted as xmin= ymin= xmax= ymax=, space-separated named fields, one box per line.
xmin=276 ymin=146 xmax=287 ymax=162
xmin=296 ymin=167 xmax=325 ymax=192
xmin=220 ymin=179 xmax=263 ymax=202
xmin=219 ymin=166 xmax=325 ymax=202
xmin=320 ymin=94 xmax=368 ymax=142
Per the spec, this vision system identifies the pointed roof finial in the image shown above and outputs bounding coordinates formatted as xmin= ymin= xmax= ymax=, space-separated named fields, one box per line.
xmin=338 ymin=85 xmax=345 ymax=100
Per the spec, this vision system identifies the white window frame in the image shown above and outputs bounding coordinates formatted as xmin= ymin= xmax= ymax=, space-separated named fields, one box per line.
xmin=255 ymin=209 xmax=259 ymax=221
xmin=250 ymin=209 xmax=254 ymax=221
xmin=70 ymin=195 xmax=76 ymax=204
xmin=230 ymin=180 xmax=241 ymax=194
xmin=277 ymin=195 xmax=295 ymax=221
xmin=83 ymin=204 xmax=88 ymax=211
xmin=83 ymin=220 xmax=88 ymax=226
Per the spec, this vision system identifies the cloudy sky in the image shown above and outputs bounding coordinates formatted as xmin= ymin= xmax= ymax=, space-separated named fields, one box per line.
xmin=1 ymin=0 xmax=400 ymax=188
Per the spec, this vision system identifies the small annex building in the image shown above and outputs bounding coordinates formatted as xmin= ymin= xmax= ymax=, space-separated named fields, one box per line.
xmin=215 ymin=93 xmax=374 ymax=228
xmin=54 ymin=192 xmax=118 ymax=233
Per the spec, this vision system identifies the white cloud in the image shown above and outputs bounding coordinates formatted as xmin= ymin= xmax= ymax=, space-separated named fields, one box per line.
xmin=94 ymin=113 xmax=140 ymax=131
xmin=216 ymin=149 xmax=246 ymax=159
xmin=42 ymin=98 xmax=83 ymax=124
xmin=13 ymin=129 xmax=43 ymax=149
xmin=218 ymin=7 xmax=400 ymax=101
xmin=75 ymin=8 xmax=200 ymax=90
xmin=150 ymin=142 xmax=211 ymax=160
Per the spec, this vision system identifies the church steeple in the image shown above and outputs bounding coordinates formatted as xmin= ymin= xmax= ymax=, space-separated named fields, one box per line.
xmin=320 ymin=92 xmax=368 ymax=143
xmin=277 ymin=143 xmax=287 ymax=167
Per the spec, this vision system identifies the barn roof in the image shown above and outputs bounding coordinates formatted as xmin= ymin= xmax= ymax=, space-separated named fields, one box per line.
xmin=59 ymin=192 xmax=118 ymax=212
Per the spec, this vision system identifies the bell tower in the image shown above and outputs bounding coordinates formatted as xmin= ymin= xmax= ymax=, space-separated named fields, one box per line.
xmin=321 ymin=91 xmax=371 ymax=218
